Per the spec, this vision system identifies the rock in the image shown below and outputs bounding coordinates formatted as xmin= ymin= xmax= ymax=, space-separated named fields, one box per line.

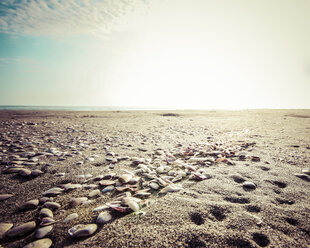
xmin=35 ymin=225 xmax=53 ymax=238
xmin=63 ymin=213 xmax=78 ymax=223
xmin=88 ymin=189 xmax=101 ymax=198
xmin=99 ymin=180 xmax=115 ymax=186
xmin=0 ymin=223 xmax=13 ymax=239
xmin=0 ymin=194 xmax=13 ymax=201
xmin=39 ymin=208 xmax=54 ymax=218
xmin=242 ymin=181 xmax=257 ymax=190
xmin=127 ymin=200 xmax=140 ymax=212
xmin=96 ymin=211 xmax=112 ymax=224
xmin=6 ymin=221 xmax=36 ymax=237
xmin=43 ymin=201 xmax=61 ymax=210
xmin=68 ymin=224 xmax=97 ymax=238
xmin=19 ymin=199 xmax=39 ymax=210
xmin=23 ymin=238 xmax=52 ymax=248
xmin=61 ymin=183 xmax=82 ymax=191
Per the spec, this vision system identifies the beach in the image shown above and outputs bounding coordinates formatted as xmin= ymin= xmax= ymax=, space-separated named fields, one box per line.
xmin=0 ymin=110 xmax=309 ymax=248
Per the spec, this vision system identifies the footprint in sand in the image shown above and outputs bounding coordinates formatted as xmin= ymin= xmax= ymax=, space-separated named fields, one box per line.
xmin=245 ymin=205 xmax=261 ymax=213
xmin=252 ymin=233 xmax=270 ymax=247
xmin=209 ymin=205 xmax=228 ymax=221
xmin=189 ymin=212 xmax=205 ymax=225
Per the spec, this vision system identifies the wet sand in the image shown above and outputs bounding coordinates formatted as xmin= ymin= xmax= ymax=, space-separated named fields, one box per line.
xmin=0 ymin=110 xmax=309 ymax=248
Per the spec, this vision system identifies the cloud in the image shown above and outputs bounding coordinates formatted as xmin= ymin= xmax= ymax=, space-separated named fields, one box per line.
xmin=0 ymin=0 xmax=148 ymax=36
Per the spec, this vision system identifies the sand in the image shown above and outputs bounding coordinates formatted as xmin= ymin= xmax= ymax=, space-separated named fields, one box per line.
xmin=0 ymin=110 xmax=309 ymax=248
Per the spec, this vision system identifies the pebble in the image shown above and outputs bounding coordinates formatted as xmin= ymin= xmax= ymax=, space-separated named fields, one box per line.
xmin=35 ymin=225 xmax=53 ymax=238
xmin=96 ymin=211 xmax=112 ymax=224
xmin=19 ymin=199 xmax=39 ymax=210
xmin=43 ymin=201 xmax=61 ymax=210
xmin=0 ymin=223 xmax=13 ymax=239
xmin=242 ymin=181 xmax=257 ymax=190
xmin=68 ymin=224 xmax=97 ymax=238
xmin=294 ymin=173 xmax=310 ymax=180
xmin=40 ymin=217 xmax=56 ymax=226
xmin=31 ymin=169 xmax=44 ymax=176
xmin=0 ymin=194 xmax=13 ymax=201
xmin=23 ymin=238 xmax=52 ymax=248
xmin=6 ymin=221 xmax=36 ymax=237
xmin=63 ymin=213 xmax=79 ymax=223
xmin=119 ymin=174 xmax=132 ymax=184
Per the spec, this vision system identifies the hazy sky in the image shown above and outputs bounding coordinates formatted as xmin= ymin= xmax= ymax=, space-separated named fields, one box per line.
xmin=0 ymin=0 xmax=309 ymax=109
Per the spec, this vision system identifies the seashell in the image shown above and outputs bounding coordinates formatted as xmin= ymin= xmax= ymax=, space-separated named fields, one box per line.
xmin=68 ymin=224 xmax=97 ymax=238
xmin=127 ymin=200 xmax=140 ymax=212
xmin=0 ymin=223 xmax=13 ymax=239
xmin=61 ymin=183 xmax=82 ymax=191
xmin=88 ymin=189 xmax=101 ymax=198
xmin=118 ymin=174 xmax=132 ymax=184
xmin=93 ymin=205 xmax=109 ymax=212
xmin=42 ymin=187 xmax=63 ymax=197
xmin=39 ymin=197 xmax=52 ymax=204
xmin=18 ymin=168 xmax=32 ymax=176
xmin=302 ymin=168 xmax=310 ymax=175
xmin=96 ymin=211 xmax=112 ymax=224
xmin=31 ymin=169 xmax=44 ymax=176
xmin=99 ymin=180 xmax=116 ymax=186
xmin=149 ymin=182 xmax=159 ymax=190
xmin=156 ymin=166 xmax=165 ymax=174
xmin=39 ymin=208 xmax=54 ymax=218
xmin=43 ymin=201 xmax=61 ymax=210
xmin=294 ymin=173 xmax=310 ymax=180
xmin=6 ymin=221 xmax=36 ymax=237
xmin=0 ymin=194 xmax=13 ymax=201
xmin=40 ymin=217 xmax=56 ymax=226
xmin=35 ymin=225 xmax=53 ymax=238
xmin=216 ymin=157 xmax=228 ymax=163
xmin=159 ymin=184 xmax=182 ymax=194
xmin=86 ymin=157 xmax=95 ymax=162
xmin=23 ymin=238 xmax=52 ymax=248
xmin=188 ymin=157 xmax=207 ymax=163
xmin=134 ymin=189 xmax=151 ymax=197
xmin=83 ymin=184 xmax=98 ymax=189
xmin=19 ymin=199 xmax=39 ymax=210
xmin=191 ymin=172 xmax=207 ymax=181
xmin=101 ymin=185 xmax=115 ymax=193
xmin=63 ymin=213 xmax=78 ymax=223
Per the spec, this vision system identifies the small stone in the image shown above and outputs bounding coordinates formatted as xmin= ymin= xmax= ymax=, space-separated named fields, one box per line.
xmin=99 ymin=180 xmax=115 ymax=186
xmin=19 ymin=199 xmax=39 ymax=210
xmin=6 ymin=221 xmax=36 ymax=237
xmin=40 ymin=208 xmax=54 ymax=218
xmin=0 ymin=194 xmax=13 ymax=201
xmin=43 ymin=202 xmax=61 ymax=210
xmin=96 ymin=211 xmax=112 ymax=224
xmin=63 ymin=213 xmax=78 ymax=223
xmin=23 ymin=238 xmax=52 ymax=248
xmin=0 ymin=223 xmax=13 ymax=239
xmin=68 ymin=224 xmax=97 ymax=238
xmin=119 ymin=174 xmax=133 ymax=184
xmin=35 ymin=225 xmax=53 ymax=238
xmin=242 ymin=181 xmax=257 ymax=190
xmin=88 ymin=189 xmax=101 ymax=198
xmin=294 ymin=173 xmax=310 ymax=181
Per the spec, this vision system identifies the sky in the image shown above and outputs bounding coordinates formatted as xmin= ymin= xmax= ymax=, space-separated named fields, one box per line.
xmin=0 ymin=0 xmax=309 ymax=109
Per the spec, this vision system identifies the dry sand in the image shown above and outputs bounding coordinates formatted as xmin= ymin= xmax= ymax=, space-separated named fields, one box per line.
xmin=0 ymin=110 xmax=309 ymax=248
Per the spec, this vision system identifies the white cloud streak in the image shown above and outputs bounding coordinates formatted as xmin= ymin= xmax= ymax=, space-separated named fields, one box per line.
xmin=0 ymin=0 xmax=148 ymax=36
